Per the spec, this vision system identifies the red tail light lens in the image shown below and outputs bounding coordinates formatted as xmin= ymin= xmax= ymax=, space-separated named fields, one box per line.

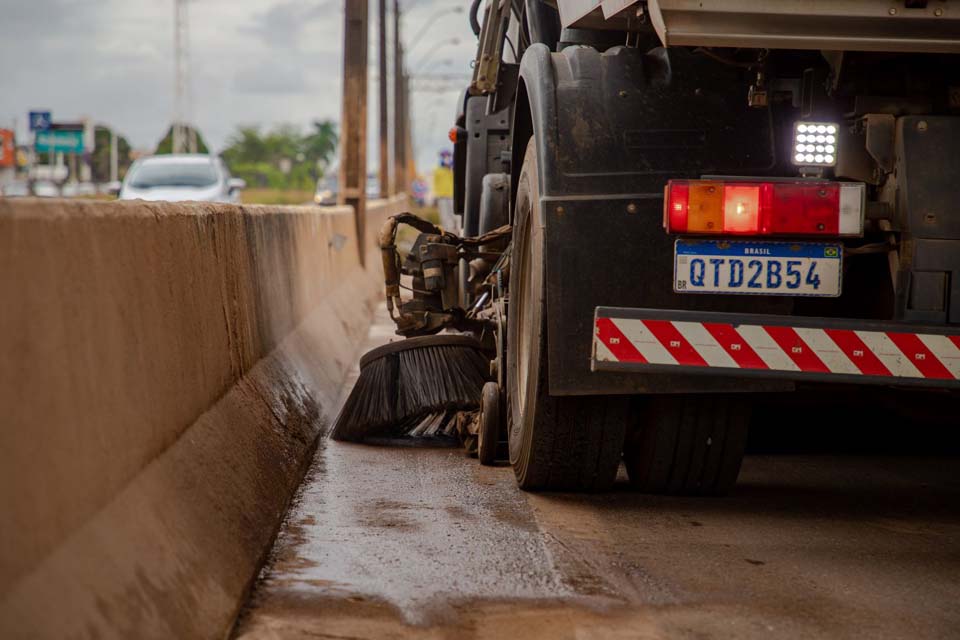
xmin=666 ymin=181 xmax=689 ymax=232
xmin=665 ymin=179 xmax=864 ymax=237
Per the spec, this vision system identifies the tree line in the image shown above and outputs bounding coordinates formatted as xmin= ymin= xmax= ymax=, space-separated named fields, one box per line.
xmin=94 ymin=120 xmax=339 ymax=190
xmin=219 ymin=121 xmax=338 ymax=190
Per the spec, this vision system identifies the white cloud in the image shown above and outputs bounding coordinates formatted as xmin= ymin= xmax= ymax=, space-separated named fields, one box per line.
xmin=240 ymin=0 xmax=339 ymax=49
xmin=1 ymin=0 xmax=474 ymax=172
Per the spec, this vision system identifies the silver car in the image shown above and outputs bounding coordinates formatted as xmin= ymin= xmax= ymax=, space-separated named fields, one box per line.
xmin=314 ymin=174 xmax=338 ymax=206
xmin=119 ymin=154 xmax=245 ymax=203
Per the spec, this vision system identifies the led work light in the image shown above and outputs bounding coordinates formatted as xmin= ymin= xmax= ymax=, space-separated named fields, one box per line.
xmin=792 ymin=122 xmax=838 ymax=167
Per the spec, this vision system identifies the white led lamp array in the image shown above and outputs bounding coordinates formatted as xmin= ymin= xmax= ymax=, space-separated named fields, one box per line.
xmin=792 ymin=122 xmax=838 ymax=167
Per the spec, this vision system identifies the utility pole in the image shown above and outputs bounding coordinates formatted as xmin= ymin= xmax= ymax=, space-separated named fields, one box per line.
xmin=393 ymin=0 xmax=405 ymax=195
xmin=173 ymin=0 xmax=189 ymax=154
xmin=339 ymin=0 xmax=369 ymax=264
xmin=378 ymin=0 xmax=389 ymax=198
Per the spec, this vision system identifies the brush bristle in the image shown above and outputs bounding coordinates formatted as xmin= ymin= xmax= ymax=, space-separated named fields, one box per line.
xmin=330 ymin=342 xmax=489 ymax=442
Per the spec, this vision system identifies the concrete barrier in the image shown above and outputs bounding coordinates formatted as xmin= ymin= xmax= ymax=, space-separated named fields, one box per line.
xmin=0 ymin=196 xmax=406 ymax=639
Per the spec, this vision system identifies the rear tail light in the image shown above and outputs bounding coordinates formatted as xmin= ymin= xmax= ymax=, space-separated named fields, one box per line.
xmin=449 ymin=126 xmax=466 ymax=143
xmin=664 ymin=180 xmax=864 ymax=237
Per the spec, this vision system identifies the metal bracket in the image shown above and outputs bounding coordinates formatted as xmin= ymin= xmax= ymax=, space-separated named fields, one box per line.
xmin=864 ymin=114 xmax=895 ymax=174
xmin=470 ymin=0 xmax=510 ymax=95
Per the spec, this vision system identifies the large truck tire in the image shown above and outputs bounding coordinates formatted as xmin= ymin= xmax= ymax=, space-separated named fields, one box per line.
xmin=623 ymin=395 xmax=750 ymax=496
xmin=507 ymin=139 xmax=628 ymax=491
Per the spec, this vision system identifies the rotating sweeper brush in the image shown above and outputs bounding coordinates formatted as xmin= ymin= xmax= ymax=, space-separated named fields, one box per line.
xmin=330 ymin=213 xmax=510 ymax=444
xmin=329 ymin=335 xmax=490 ymax=441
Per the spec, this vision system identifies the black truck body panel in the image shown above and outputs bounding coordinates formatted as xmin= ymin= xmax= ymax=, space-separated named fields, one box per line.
xmin=514 ymin=43 xmax=959 ymax=395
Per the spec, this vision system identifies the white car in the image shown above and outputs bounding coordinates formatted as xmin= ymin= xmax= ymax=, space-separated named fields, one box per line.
xmin=314 ymin=175 xmax=338 ymax=206
xmin=61 ymin=182 xmax=97 ymax=197
xmin=32 ymin=181 xmax=60 ymax=197
xmin=119 ymin=154 xmax=245 ymax=203
xmin=0 ymin=182 xmax=30 ymax=197
xmin=314 ymin=174 xmax=381 ymax=206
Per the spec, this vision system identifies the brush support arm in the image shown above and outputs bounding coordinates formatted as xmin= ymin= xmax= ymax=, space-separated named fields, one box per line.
xmin=379 ymin=212 xmax=511 ymax=337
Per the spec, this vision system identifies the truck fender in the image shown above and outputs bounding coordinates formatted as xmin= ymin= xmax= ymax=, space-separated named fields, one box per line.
xmin=509 ymin=43 xmax=788 ymax=396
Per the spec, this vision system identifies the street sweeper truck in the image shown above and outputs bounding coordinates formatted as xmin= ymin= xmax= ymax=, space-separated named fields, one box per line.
xmin=334 ymin=0 xmax=960 ymax=494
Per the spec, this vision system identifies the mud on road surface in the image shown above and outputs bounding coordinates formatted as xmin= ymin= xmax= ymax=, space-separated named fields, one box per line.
xmin=234 ymin=310 xmax=960 ymax=640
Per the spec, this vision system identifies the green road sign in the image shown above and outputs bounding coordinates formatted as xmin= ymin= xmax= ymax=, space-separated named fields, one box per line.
xmin=35 ymin=129 xmax=84 ymax=154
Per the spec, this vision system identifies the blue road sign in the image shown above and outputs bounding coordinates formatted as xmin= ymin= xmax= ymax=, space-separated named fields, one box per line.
xmin=29 ymin=111 xmax=52 ymax=131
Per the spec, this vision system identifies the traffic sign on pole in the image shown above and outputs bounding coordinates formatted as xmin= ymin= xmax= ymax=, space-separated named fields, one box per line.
xmin=35 ymin=129 xmax=85 ymax=154
xmin=29 ymin=111 xmax=52 ymax=132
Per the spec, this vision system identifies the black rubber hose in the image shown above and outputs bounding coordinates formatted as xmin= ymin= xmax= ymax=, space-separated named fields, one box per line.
xmin=469 ymin=0 xmax=482 ymax=36
xmin=524 ymin=0 xmax=561 ymax=49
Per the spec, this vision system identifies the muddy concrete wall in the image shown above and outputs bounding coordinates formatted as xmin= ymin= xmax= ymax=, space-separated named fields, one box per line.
xmin=0 ymin=196 xmax=405 ymax=639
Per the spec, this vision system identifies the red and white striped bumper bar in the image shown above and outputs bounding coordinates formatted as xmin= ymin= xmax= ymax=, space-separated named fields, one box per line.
xmin=593 ymin=307 xmax=960 ymax=388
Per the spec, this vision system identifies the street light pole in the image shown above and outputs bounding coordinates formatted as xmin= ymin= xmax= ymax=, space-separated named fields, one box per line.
xmin=173 ymin=0 xmax=187 ymax=154
xmin=412 ymin=37 xmax=461 ymax=75
xmin=393 ymin=0 xmax=405 ymax=195
xmin=404 ymin=71 xmax=415 ymax=190
xmin=417 ymin=58 xmax=453 ymax=75
xmin=405 ymin=6 xmax=465 ymax=54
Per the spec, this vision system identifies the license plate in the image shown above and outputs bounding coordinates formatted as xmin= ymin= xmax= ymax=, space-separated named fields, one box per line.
xmin=674 ymin=240 xmax=841 ymax=297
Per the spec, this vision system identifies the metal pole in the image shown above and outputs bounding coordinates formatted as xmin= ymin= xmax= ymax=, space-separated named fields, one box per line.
xmin=173 ymin=0 xmax=181 ymax=153
xmin=393 ymin=0 xmax=405 ymax=195
xmin=339 ymin=0 xmax=369 ymax=265
xmin=110 ymin=130 xmax=119 ymax=183
xmin=404 ymin=72 xmax=415 ymax=189
xmin=378 ymin=0 xmax=389 ymax=199
xmin=173 ymin=0 xmax=189 ymax=154
xmin=55 ymin=151 xmax=63 ymax=196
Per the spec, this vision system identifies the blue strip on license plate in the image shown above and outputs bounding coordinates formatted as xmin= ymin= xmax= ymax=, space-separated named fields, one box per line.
xmin=674 ymin=240 xmax=842 ymax=297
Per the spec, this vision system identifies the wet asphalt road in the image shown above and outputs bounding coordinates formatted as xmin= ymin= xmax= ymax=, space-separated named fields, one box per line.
xmin=234 ymin=309 xmax=960 ymax=639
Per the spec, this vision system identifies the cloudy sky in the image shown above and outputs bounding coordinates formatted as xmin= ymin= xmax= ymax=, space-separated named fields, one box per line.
xmin=0 ymin=0 xmax=476 ymax=172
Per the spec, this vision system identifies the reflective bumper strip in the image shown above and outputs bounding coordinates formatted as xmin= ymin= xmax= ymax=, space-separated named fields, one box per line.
xmin=592 ymin=307 xmax=960 ymax=388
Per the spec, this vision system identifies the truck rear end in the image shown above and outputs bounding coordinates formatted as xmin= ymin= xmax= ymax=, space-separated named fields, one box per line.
xmin=456 ymin=0 xmax=960 ymax=492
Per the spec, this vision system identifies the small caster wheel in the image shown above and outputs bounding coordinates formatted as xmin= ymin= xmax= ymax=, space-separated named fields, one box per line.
xmin=478 ymin=381 xmax=500 ymax=466
xmin=464 ymin=434 xmax=479 ymax=458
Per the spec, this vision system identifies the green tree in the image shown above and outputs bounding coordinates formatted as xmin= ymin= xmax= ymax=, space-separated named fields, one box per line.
xmin=91 ymin=126 xmax=133 ymax=182
xmin=220 ymin=126 xmax=267 ymax=164
xmin=220 ymin=120 xmax=338 ymax=190
xmin=154 ymin=123 xmax=210 ymax=155
xmin=303 ymin=120 xmax=338 ymax=174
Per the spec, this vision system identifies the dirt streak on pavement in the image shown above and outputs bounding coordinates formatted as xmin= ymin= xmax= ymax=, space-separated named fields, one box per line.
xmin=233 ymin=308 xmax=960 ymax=639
